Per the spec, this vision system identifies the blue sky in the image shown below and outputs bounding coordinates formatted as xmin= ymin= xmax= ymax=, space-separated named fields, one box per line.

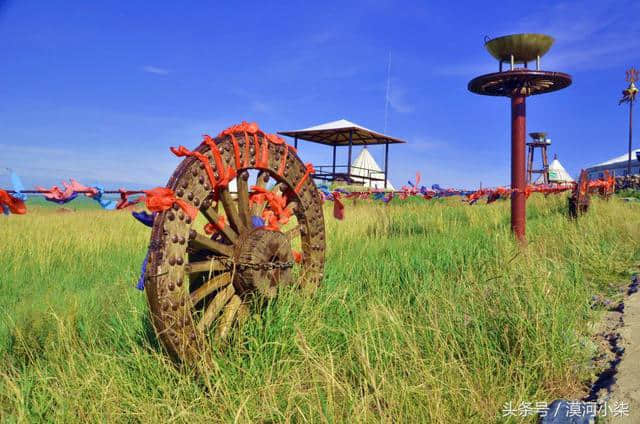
xmin=1 ymin=0 xmax=639 ymax=190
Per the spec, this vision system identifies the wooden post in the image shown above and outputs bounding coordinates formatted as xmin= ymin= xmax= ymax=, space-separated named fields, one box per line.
xmin=294 ymin=136 xmax=298 ymax=150
xmin=541 ymin=143 xmax=549 ymax=184
xmin=526 ymin=144 xmax=534 ymax=185
xmin=384 ymin=140 xmax=389 ymax=189
xmin=347 ymin=130 xmax=353 ymax=183
xmin=332 ymin=144 xmax=336 ymax=178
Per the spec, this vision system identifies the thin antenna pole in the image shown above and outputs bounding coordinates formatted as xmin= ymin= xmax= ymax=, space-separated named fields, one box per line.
xmin=384 ymin=51 xmax=391 ymax=134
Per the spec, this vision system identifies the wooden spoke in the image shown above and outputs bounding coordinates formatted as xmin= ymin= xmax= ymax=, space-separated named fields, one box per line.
xmin=215 ymin=295 xmax=242 ymax=341
xmin=196 ymin=284 xmax=235 ymax=332
xmin=190 ymin=272 xmax=232 ymax=305
xmin=220 ymin=187 xmax=245 ymax=233
xmin=189 ymin=232 xmax=233 ymax=257
xmin=236 ymin=172 xmax=252 ymax=228
xmin=200 ymin=204 xmax=238 ymax=244
xmin=185 ymin=259 xmax=228 ymax=275
xmin=250 ymin=171 xmax=269 ymax=216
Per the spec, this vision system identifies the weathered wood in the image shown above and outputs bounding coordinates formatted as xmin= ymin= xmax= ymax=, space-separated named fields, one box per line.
xmin=220 ymin=187 xmax=245 ymax=233
xmin=190 ymin=272 xmax=231 ymax=305
xmin=215 ymin=295 xmax=242 ymax=341
xmin=250 ymin=171 xmax=269 ymax=216
xmin=185 ymin=260 xmax=228 ymax=275
xmin=196 ymin=284 xmax=235 ymax=332
xmin=200 ymin=205 xmax=238 ymax=244
xmin=236 ymin=172 xmax=252 ymax=227
xmin=145 ymin=134 xmax=326 ymax=363
xmin=189 ymin=232 xmax=233 ymax=257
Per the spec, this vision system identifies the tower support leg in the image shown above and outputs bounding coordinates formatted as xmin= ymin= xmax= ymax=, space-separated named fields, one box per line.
xmin=541 ymin=145 xmax=549 ymax=184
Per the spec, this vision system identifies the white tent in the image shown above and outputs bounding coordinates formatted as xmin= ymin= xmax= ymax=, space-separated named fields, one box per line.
xmin=350 ymin=147 xmax=394 ymax=190
xmin=534 ymin=156 xmax=574 ymax=184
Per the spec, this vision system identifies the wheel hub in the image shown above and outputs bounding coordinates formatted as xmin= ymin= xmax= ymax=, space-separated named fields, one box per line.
xmin=232 ymin=228 xmax=293 ymax=298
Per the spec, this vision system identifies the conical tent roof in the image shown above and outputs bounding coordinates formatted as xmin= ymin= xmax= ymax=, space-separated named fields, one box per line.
xmin=350 ymin=147 xmax=394 ymax=190
xmin=534 ymin=156 xmax=574 ymax=184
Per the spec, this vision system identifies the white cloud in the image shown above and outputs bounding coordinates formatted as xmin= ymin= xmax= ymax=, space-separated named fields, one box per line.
xmin=438 ymin=0 xmax=640 ymax=76
xmin=142 ymin=65 xmax=170 ymax=75
xmin=509 ymin=1 xmax=640 ymax=71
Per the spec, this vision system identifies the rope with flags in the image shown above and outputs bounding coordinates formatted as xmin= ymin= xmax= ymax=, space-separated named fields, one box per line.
xmin=318 ymin=171 xmax=616 ymax=219
xmin=1 ymin=168 xmax=618 ymax=220
xmin=0 ymin=134 xmax=619 ymax=294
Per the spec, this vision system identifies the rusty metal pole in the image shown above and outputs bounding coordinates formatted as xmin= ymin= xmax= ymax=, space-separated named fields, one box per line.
xmin=468 ymin=33 xmax=571 ymax=240
xmin=628 ymin=99 xmax=634 ymax=178
xmin=511 ymin=95 xmax=526 ymax=241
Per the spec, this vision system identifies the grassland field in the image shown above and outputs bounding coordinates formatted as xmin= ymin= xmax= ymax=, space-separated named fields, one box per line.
xmin=1 ymin=194 xmax=639 ymax=423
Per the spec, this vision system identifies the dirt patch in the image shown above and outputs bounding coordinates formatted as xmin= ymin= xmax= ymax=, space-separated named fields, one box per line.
xmin=605 ymin=277 xmax=640 ymax=423
xmin=582 ymin=276 xmax=639 ymax=422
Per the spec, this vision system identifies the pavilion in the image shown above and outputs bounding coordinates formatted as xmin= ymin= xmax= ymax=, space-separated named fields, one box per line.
xmin=278 ymin=119 xmax=406 ymax=189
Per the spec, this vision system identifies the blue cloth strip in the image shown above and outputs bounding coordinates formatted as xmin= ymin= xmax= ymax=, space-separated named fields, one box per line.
xmin=136 ymin=250 xmax=149 ymax=291
xmin=132 ymin=211 xmax=155 ymax=227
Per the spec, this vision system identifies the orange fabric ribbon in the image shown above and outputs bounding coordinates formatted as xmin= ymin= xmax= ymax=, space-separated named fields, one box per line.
xmin=217 ymin=122 xmax=261 ymax=169
xmin=200 ymin=135 xmax=237 ymax=187
xmin=0 ymin=189 xmax=27 ymax=214
xmin=249 ymin=185 xmax=293 ymax=231
xmin=204 ymin=215 xmax=226 ymax=235
xmin=294 ymin=163 xmax=315 ymax=194
xmin=143 ymin=187 xmax=198 ymax=220
xmin=332 ymin=191 xmax=344 ymax=220
xmin=170 ymin=145 xmax=218 ymax=189
xmin=216 ymin=121 xmax=297 ymax=170
xmin=292 ymin=250 xmax=303 ymax=263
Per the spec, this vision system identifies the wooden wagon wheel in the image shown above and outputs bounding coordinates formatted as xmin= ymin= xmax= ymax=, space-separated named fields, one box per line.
xmin=568 ymin=169 xmax=590 ymax=219
xmin=144 ymin=126 xmax=325 ymax=363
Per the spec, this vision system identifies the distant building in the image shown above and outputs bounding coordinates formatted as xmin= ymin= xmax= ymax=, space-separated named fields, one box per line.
xmin=585 ymin=149 xmax=640 ymax=179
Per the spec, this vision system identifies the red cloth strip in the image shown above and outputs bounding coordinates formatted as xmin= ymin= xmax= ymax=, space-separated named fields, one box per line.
xmin=249 ymin=185 xmax=293 ymax=231
xmin=215 ymin=121 xmax=297 ymax=170
xmin=229 ymin=134 xmax=242 ymax=169
xmin=292 ymin=250 xmax=303 ymax=263
xmin=201 ymin=135 xmax=237 ymax=187
xmin=278 ymin=142 xmax=289 ymax=176
xmin=117 ymin=189 xmax=143 ymax=209
xmin=256 ymin=136 xmax=270 ymax=169
xmin=0 ymin=189 xmax=26 ymax=214
xmin=332 ymin=191 xmax=344 ymax=220
xmin=170 ymin=145 xmax=218 ymax=190
xmin=243 ymin=131 xmax=251 ymax=168
xmin=142 ymin=187 xmax=198 ymax=220
xmin=204 ymin=215 xmax=226 ymax=235
xmin=294 ymin=163 xmax=315 ymax=194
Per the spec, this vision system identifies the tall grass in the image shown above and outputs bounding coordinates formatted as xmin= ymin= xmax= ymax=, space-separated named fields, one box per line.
xmin=1 ymin=195 xmax=639 ymax=423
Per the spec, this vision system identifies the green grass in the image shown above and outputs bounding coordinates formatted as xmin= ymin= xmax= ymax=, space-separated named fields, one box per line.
xmin=1 ymin=195 xmax=639 ymax=423
xmin=616 ymin=188 xmax=640 ymax=200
